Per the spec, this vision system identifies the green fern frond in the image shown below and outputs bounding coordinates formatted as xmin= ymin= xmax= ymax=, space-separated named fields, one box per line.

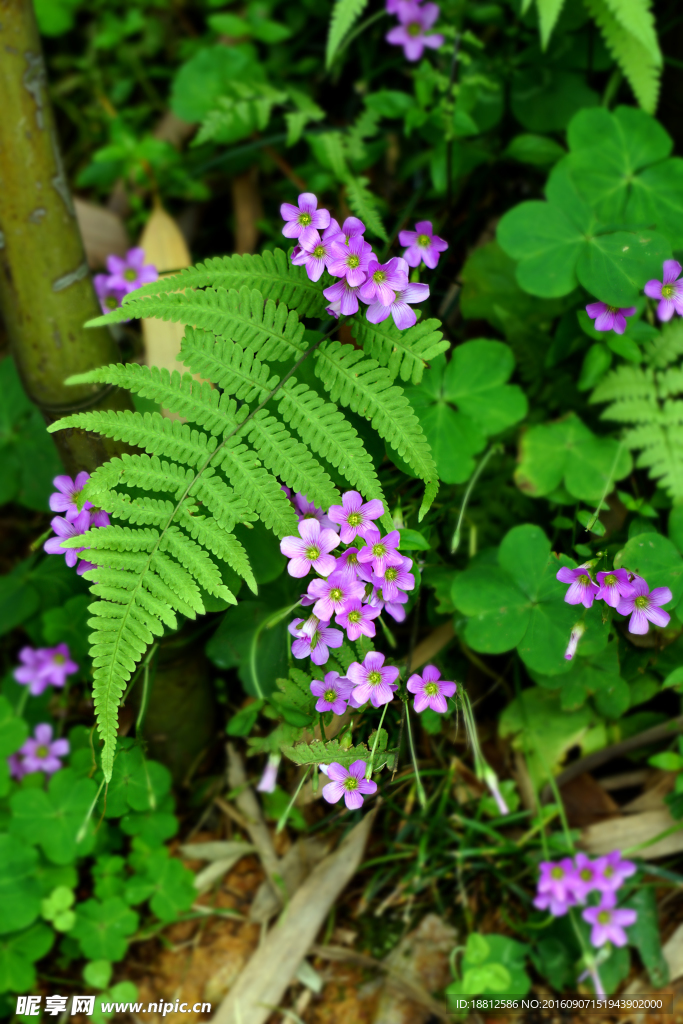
xmin=274 ymin=379 xmax=389 ymax=517
xmin=584 ymin=0 xmax=661 ymax=113
xmin=180 ymin=327 xmax=278 ymax=402
xmin=177 ymin=512 xmax=257 ymax=594
xmin=350 ymin=317 xmax=450 ymax=385
xmin=646 ymin=321 xmax=683 ymax=367
xmin=160 ymin=526 xmax=236 ymax=601
xmin=590 ymin=365 xmax=656 ymax=405
xmin=219 ymin=438 xmax=297 ymax=537
xmin=344 ymin=176 xmax=388 ymax=242
xmin=326 ymin=0 xmax=368 ymax=67
xmin=314 ymin=340 xmax=438 ymax=482
xmin=88 ymin=286 xmax=307 ymax=361
xmin=245 ymin=410 xmax=341 ymax=510
xmin=535 ymin=0 xmax=566 ymax=49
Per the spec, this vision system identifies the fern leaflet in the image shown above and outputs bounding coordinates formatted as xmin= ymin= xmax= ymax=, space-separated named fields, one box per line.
xmin=326 ymin=0 xmax=369 ymax=68
xmin=350 ymin=317 xmax=449 ymax=385
xmin=584 ymin=0 xmax=661 ymax=113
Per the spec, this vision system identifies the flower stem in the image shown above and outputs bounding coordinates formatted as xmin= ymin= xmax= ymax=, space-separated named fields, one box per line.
xmin=276 ymin=767 xmax=311 ymax=834
xmin=403 ymin=699 xmax=427 ymax=808
xmin=451 ymin=444 xmax=502 ymax=553
xmin=366 ymin=703 xmax=389 ymax=779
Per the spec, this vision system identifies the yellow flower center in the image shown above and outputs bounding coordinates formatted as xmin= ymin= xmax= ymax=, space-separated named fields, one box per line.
xmin=368 ymin=670 xmax=382 ymax=686
xmin=324 ymin=689 xmax=337 ymax=703
xmin=53 ymin=654 xmax=65 ymax=665
xmin=578 ymin=574 xmax=590 ymax=586
xmin=550 ymin=867 xmax=564 ymax=880
xmin=597 ymin=910 xmax=611 ymax=925
xmin=372 ymin=543 xmax=386 ymax=557
xmin=330 ymin=588 xmax=343 ymax=602
xmin=306 ymin=546 xmax=320 ymax=560
xmin=580 ymin=869 xmax=592 ymax=882
xmin=344 ymin=776 xmax=359 ymax=791
xmin=425 ymin=682 xmax=439 ymax=696
xmin=635 ymin=595 xmax=649 ymax=609
xmin=299 ymin=212 xmax=312 ymax=226
xmin=348 ymin=254 xmax=360 ymax=268
xmin=104 ymin=296 xmax=119 ymax=310
xmin=407 ymin=21 xmax=422 ymax=36
xmin=373 ymin=270 xmax=386 ymax=284
xmin=124 ymin=268 xmax=138 ymax=281
xmin=348 ymin=512 xmax=362 ymax=526
xmin=417 ymin=234 xmax=430 ymax=246
xmin=36 ymin=746 xmax=49 ymax=758
xmin=662 ymin=283 xmax=675 ymax=298
xmin=348 ymin=610 xmax=361 ymax=623
xmin=604 ymin=574 xmax=616 ymax=586
xmin=385 ymin=567 xmax=398 ymax=582
xmin=313 ymin=245 xmax=325 ymax=259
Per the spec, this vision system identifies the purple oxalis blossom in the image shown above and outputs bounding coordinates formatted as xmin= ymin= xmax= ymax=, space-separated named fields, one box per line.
xmin=14 ymin=643 xmax=78 ymax=694
xmin=594 ymin=568 xmax=635 ymax=608
xmin=571 ymin=852 xmax=605 ymax=902
xmin=94 ymin=274 xmax=127 ymax=315
xmin=323 ymin=278 xmax=363 ymax=317
xmin=644 ymin=259 xmax=683 ymax=321
xmin=564 ymin=622 xmax=585 ymax=661
xmin=407 ymin=665 xmax=456 ymax=713
xmin=256 ymin=753 xmax=280 ymax=794
xmin=537 ymin=859 xmax=578 ymax=904
xmin=335 ymin=599 xmax=381 ymax=641
xmin=44 ymin=510 xmax=92 ymax=568
xmin=582 ymin=892 xmax=637 ymax=948
xmin=585 ymin=302 xmax=637 ymax=335
xmin=365 ymin=282 xmax=430 ymax=331
xmin=533 ymin=890 xmax=575 ymax=917
xmin=307 ymin=569 xmax=366 ymax=621
xmin=18 ymin=723 xmax=69 ymax=776
xmin=293 ymin=493 xmax=339 ymax=532
xmin=281 ymin=193 xmax=330 ymax=239
xmin=310 ymin=671 xmax=353 ymax=714
xmin=357 ymin=530 xmax=403 ymax=578
xmin=335 ymin=547 xmax=374 ymax=584
xmin=386 ymin=1 xmax=444 ymax=62
xmin=328 ymin=491 xmax=384 ymax=544
xmin=288 ymin=618 xmax=343 ymax=665
xmin=106 ymin=247 xmax=158 ymax=295
xmin=358 ymin=257 xmax=409 ymax=306
xmin=347 ymin=650 xmax=399 ymax=708
xmin=49 ymin=472 xmax=93 ymax=522
xmin=322 ymin=760 xmax=378 ymax=810
xmin=371 ymin=555 xmax=414 ymax=602
xmin=328 ymin=236 xmax=375 ymax=287
xmin=399 ymin=221 xmax=448 ymax=269
xmin=616 ymin=577 xmax=672 ymax=634
xmin=291 ymin=229 xmax=335 ymax=282
xmin=592 ymin=851 xmax=637 ymax=892
xmin=7 ymin=754 xmax=26 ymax=780
xmin=556 ymin=566 xmax=600 ymax=608
xmin=324 ymin=216 xmax=366 ymax=245
xmin=280 ymin=519 xmax=340 ymax=578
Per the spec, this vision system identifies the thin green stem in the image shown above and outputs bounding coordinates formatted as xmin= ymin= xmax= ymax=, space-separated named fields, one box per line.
xmin=366 ymin=703 xmax=389 ymax=778
xmin=15 ymin=686 xmax=29 ymax=718
xmin=276 ymin=767 xmax=311 ymax=834
xmin=403 ymin=700 xmax=427 ymax=808
xmin=584 ymin=438 xmax=625 ymax=533
xmin=451 ymin=444 xmax=502 ymax=553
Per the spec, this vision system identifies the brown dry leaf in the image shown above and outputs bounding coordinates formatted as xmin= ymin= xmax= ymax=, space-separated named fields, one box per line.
xmin=372 ymin=914 xmax=456 ymax=1024
xmin=213 ymin=808 xmax=378 ymax=1024
xmin=139 ymin=201 xmax=191 ymax=377
xmin=664 ymin=924 xmax=683 ymax=983
xmin=560 ymin=772 xmax=620 ymax=828
xmin=582 ymin=807 xmax=683 ymax=859
xmin=74 ymin=198 xmax=129 ymax=268
xmin=622 ymin=771 xmax=676 ymax=813
xmin=249 ymin=836 xmax=329 ymax=923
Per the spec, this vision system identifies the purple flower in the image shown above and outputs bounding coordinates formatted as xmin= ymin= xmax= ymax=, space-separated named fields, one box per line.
xmin=358 ymin=258 xmax=409 ymax=307
xmin=616 ymin=577 xmax=672 ymax=634
xmin=288 ymin=618 xmax=343 ymax=665
xmin=328 ymin=236 xmax=375 ymax=287
xmin=532 ymin=891 xmax=575 ymax=917
xmin=644 ymin=260 xmax=683 ymax=322
xmin=291 ymin=229 xmax=334 ymax=282
xmin=328 ymin=491 xmax=384 ymax=544
xmin=335 ymin=599 xmax=381 ymax=641
xmin=322 ymin=760 xmax=378 ymax=810
xmin=280 ymin=519 xmax=340 ymax=578
xmin=592 ymin=851 xmax=637 ymax=893
xmin=323 ymin=278 xmax=364 ymax=317
xmin=366 ymin=282 xmax=430 ymax=330
xmin=564 ymin=622 xmax=585 ymax=661
xmin=256 ymin=754 xmax=280 ymax=793
xmin=407 ymin=665 xmax=456 ymax=713
xmin=595 ymin=568 xmax=635 ymax=608
xmin=106 ymin=247 xmax=158 ymax=295
xmin=49 ymin=473 xmax=92 ymax=522
xmin=582 ymin=892 xmax=637 ymax=948
xmin=94 ymin=274 xmax=127 ymax=315
xmin=571 ymin=853 xmax=603 ymax=902
xmin=371 ymin=555 xmax=414 ymax=602
xmin=556 ymin=566 xmax=600 ymax=609
xmin=18 ymin=724 xmax=69 ymax=776
xmin=537 ymin=859 xmax=578 ymax=904
xmin=310 ymin=671 xmax=353 ymax=714
xmin=398 ymin=221 xmax=448 ymax=269
xmin=324 ymin=216 xmax=366 ymax=245
xmin=367 ymin=587 xmax=409 ymax=622
xmin=335 ymin=547 xmax=374 ymax=584
xmin=90 ymin=508 xmax=111 ymax=529
xmin=14 ymin=643 xmax=78 ymax=695
xmin=357 ymin=530 xmax=403 ymax=578
xmin=307 ymin=570 xmax=366 ymax=621
xmin=386 ymin=2 xmax=444 ymax=62
xmin=44 ymin=510 xmax=92 ymax=568
xmin=585 ymin=302 xmax=637 ymax=335
xmin=347 ymin=651 xmax=399 ymax=708
xmin=281 ymin=193 xmax=331 ymax=240
xmin=7 ymin=754 xmax=26 ymax=780
xmin=76 ymin=560 xmax=97 ymax=577
xmin=293 ymin=493 xmax=339 ymax=532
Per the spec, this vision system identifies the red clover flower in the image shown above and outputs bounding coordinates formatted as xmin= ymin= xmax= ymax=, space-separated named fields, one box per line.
xmin=556 ymin=566 xmax=600 ymax=608
xmin=280 ymin=518 xmax=340 ymax=578
xmin=306 ymin=569 xmax=366 ymax=621
xmin=358 ymin=257 xmax=409 ymax=306
xmin=595 ymin=569 xmax=635 ymax=608
xmin=328 ymin=490 xmax=384 ymax=544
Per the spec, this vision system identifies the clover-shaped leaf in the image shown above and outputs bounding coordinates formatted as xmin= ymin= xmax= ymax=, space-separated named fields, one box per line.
xmin=514 ymin=412 xmax=632 ymax=503
xmin=532 ymin=640 xmax=629 ymax=718
xmin=0 ymin=924 xmax=53 ymax=994
xmin=452 ymin=524 xmax=577 ymax=674
xmin=99 ymin=746 xmax=171 ymax=819
xmin=10 ymin=769 xmax=97 ymax=865
xmin=0 ymin=836 xmax=41 ymax=936
xmin=70 ymin=898 xmax=139 ymax=962
xmin=126 ymin=851 xmax=195 ymax=923
xmin=406 ymin=344 xmax=526 ymax=484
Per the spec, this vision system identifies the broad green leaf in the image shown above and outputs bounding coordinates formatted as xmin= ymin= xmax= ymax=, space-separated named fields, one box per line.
xmin=415 ymin=404 xmax=485 ymax=485
xmin=624 ymin=888 xmax=668 ymax=987
xmin=443 ymin=340 xmax=528 ymax=433
xmin=577 ymin=229 xmax=671 ymax=308
xmin=0 ymin=924 xmax=53 ymax=995
xmin=504 ymin=133 xmax=565 ymax=167
xmin=71 ymin=898 xmax=139 ymax=962
xmin=99 ymin=747 xmax=171 ymax=818
xmin=128 ymin=852 xmax=195 ymax=922
xmin=170 ymin=46 xmax=261 ymax=123
xmin=627 ymin=160 xmax=683 ymax=248
xmin=498 ymin=524 xmax=551 ymax=601
xmin=452 ymin=567 xmax=532 ymax=654
xmin=0 ymin=696 xmax=28 ymax=757
xmin=10 ymin=769 xmax=97 ymax=865
xmin=615 ymin=533 xmax=683 ymax=606
xmin=0 ymin=836 xmax=41 ymax=935
xmin=497 ymin=201 xmax=583 ymax=297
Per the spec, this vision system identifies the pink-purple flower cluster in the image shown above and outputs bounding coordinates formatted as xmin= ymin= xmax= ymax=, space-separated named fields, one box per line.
xmin=8 ymin=723 xmax=69 ymax=779
xmin=281 ymin=490 xmax=416 ymax=669
xmin=385 ymin=0 xmax=444 ymax=62
xmin=556 ymin=564 xmax=672 ymax=637
xmin=280 ymin=195 xmax=444 ymax=330
xmin=14 ymin=643 xmax=78 ymax=695
xmin=93 ymin=247 xmax=158 ymax=315
xmin=586 ymin=259 xmax=683 ymax=334
xmin=321 ymin=759 xmax=378 ymax=810
xmin=44 ymin=473 xmax=110 ymax=576
xmin=534 ymin=852 xmax=637 ymax=948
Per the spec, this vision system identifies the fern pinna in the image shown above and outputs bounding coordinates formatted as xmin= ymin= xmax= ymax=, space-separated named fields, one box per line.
xmin=49 ymin=245 xmax=446 ymax=778
xmin=590 ymin=320 xmax=683 ymax=499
